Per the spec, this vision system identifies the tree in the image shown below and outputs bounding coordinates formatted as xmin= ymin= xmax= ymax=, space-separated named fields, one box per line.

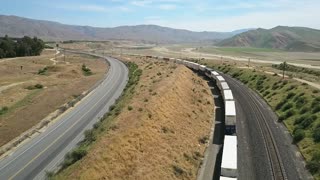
xmin=0 ymin=35 xmax=45 ymax=59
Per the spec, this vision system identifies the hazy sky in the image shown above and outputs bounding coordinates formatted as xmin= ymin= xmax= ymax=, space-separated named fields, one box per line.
xmin=1 ymin=0 xmax=319 ymax=31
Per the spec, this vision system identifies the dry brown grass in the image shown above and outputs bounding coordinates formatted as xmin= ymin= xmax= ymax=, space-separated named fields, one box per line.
xmin=0 ymin=50 xmax=108 ymax=146
xmin=56 ymin=56 xmax=214 ymax=180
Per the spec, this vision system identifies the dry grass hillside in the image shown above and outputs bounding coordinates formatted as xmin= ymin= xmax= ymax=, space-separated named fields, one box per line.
xmin=0 ymin=50 xmax=108 ymax=146
xmin=55 ymin=57 xmax=214 ymax=179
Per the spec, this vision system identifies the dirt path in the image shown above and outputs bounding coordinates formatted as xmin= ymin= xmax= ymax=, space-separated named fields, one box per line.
xmin=263 ymin=71 xmax=320 ymax=90
xmin=0 ymin=82 xmax=27 ymax=93
xmin=49 ymin=49 xmax=69 ymax=65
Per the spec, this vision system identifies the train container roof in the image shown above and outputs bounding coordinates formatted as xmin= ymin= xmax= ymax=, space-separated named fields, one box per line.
xmin=225 ymin=100 xmax=236 ymax=116
xmin=221 ymin=135 xmax=237 ymax=169
xmin=216 ymin=76 xmax=225 ymax=82
xmin=211 ymin=71 xmax=219 ymax=76
xmin=221 ymin=82 xmax=230 ymax=90
xmin=223 ymin=90 xmax=234 ymax=100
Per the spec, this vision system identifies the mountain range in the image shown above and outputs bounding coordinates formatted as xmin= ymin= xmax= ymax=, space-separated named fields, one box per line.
xmin=218 ymin=26 xmax=320 ymax=52
xmin=0 ymin=15 xmax=249 ymax=43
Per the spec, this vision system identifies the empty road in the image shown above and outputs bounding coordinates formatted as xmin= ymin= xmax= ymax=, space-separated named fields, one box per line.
xmin=0 ymin=54 xmax=128 ymax=180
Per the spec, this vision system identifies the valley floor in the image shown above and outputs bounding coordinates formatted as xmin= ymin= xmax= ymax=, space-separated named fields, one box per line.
xmin=0 ymin=50 xmax=108 ymax=147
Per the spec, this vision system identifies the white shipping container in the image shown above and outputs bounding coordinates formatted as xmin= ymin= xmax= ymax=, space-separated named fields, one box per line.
xmin=199 ymin=65 xmax=206 ymax=71
xmin=211 ymin=71 xmax=219 ymax=76
xmin=216 ymin=76 xmax=225 ymax=82
xmin=225 ymin=101 xmax=236 ymax=116
xmin=223 ymin=90 xmax=234 ymax=101
xmin=221 ymin=135 xmax=237 ymax=178
xmin=221 ymin=82 xmax=230 ymax=90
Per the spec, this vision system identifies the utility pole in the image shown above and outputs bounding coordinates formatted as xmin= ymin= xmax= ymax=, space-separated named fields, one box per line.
xmin=282 ymin=61 xmax=287 ymax=79
xmin=63 ymin=49 xmax=66 ymax=62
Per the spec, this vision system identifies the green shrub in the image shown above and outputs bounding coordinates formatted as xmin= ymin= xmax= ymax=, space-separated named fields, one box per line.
xmin=312 ymin=105 xmax=320 ymax=113
xmin=286 ymin=85 xmax=296 ymax=91
xmin=62 ymin=148 xmax=87 ymax=169
xmin=0 ymin=106 xmax=9 ymax=115
xmin=275 ymin=100 xmax=286 ymax=110
xmin=312 ymin=151 xmax=320 ymax=162
xmin=284 ymin=109 xmax=295 ymax=118
xmin=38 ymin=67 xmax=48 ymax=75
xmin=293 ymin=128 xmax=305 ymax=143
xmin=84 ymin=129 xmax=96 ymax=143
xmin=313 ymin=127 xmax=320 ymax=142
xmin=34 ymin=84 xmax=43 ymax=89
xmin=286 ymin=92 xmax=296 ymax=100
xmin=299 ymin=107 xmax=309 ymax=114
xmin=282 ymin=103 xmax=293 ymax=111
xmin=198 ymin=136 xmax=209 ymax=144
xmin=127 ymin=106 xmax=133 ymax=111
xmin=26 ymin=84 xmax=44 ymax=90
xmin=82 ymin=64 xmax=93 ymax=76
xmin=301 ymin=115 xmax=317 ymax=129
xmin=109 ymin=105 xmax=115 ymax=111
xmin=172 ymin=165 xmax=185 ymax=176
xmin=294 ymin=115 xmax=308 ymax=125
xmin=312 ymin=89 xmax=319 ymax=94
xmin=295 ymin=96 xmax=307 ymax=108
xmin=306 ymin=160 xmax=320 ymax=175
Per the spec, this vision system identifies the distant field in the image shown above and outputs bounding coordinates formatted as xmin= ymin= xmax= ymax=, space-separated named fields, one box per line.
xmin=0 ymin=50 xmax=107 ymax=147
xmin=58 ymin=41 xmax=320 ymax=67
xmin=202 ymin=47 xmax=283 ymax=53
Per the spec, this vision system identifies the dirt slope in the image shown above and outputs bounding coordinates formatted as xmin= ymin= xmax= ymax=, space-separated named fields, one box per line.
xmin=56 ymin=57 xmax=214 ymax=179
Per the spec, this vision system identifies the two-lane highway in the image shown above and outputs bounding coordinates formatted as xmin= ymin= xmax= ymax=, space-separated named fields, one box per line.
xmin=0 ymin=54 xmax=128 ymax=180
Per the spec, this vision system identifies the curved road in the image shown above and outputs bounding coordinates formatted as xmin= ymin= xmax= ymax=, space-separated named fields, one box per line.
xmin=222 ymin=74 xmax=312 ymax=180
xmin=0 ymin=54 xmax=128 ymax=180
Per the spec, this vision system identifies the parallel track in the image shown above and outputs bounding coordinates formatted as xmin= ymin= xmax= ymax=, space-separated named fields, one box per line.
xmin=224 ymin=74 xmax=287 ymax=180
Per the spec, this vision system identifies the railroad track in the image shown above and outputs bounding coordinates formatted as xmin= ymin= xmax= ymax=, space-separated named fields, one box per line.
xmin=224 ymin=75 xmax=287 ymax=180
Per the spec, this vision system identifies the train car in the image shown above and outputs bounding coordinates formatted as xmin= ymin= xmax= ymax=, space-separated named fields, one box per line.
xmin=169 ymin=58 xmax=175 ymax=62
xmin=216 ymin=75 xmax=226 ymax=82
xmin=199 ymin=65 xmax=206 ymax=72
xmin=163 ymin=57 xmax=170 ymax=61
xmin=221 ymin=135 xmax=237 ymax=179
xmin=222 ymin=89 xmax=234 ymax=101
xmin=176 ymin=59 xmax=183 ymax=64
xmin=211 ymin=71 xmax=219 ymax=77
xmin=192 ymin=62 xmax=200 ymax=71
xmin=204 ymin=67 xmax=213 ymax=78
xmin=220 ymin=82 xmax=230 ymax=90
xmin=225 ymin=100 xmax=236 ymax=135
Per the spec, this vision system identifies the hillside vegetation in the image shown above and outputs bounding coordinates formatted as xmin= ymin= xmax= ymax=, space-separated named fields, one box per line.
xmin=202 ymin=61 xmax=320 ymax=178
xmin=218 ymin=26 xmax=320 ymax=52
xmin=54 ymin=57 xmax=214 ymax=179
